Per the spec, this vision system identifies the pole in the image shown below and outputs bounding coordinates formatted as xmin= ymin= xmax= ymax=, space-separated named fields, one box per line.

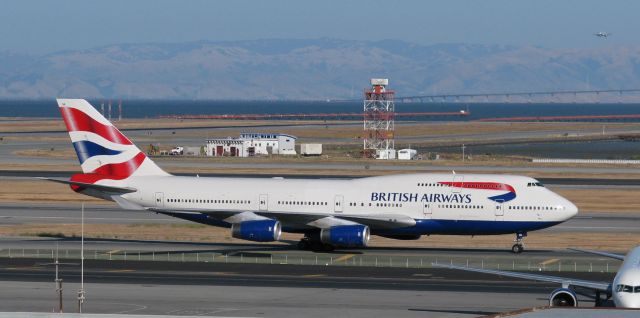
xmin=55 ymin=242 xmax=63 ymax=313
xmin=461 ymin=144 xmax=466 ymax=162
xmin=78 ymin=203 xmax=85 ymax=313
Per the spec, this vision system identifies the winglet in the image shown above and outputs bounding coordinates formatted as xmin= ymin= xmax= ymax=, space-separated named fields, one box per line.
xmin=568 ymin=248 xmax=625 ymax=261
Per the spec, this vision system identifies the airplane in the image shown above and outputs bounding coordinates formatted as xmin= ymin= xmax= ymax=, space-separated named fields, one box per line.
xmin=594 ymin=32 xmax=612 ymax=39
xmin=43 ymin=99 xmax=578 ymax=253
xmin=433 ymin=246 xmax=640 ymax=308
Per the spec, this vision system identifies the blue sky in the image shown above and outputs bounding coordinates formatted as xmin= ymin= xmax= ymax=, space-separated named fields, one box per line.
xmin=2 ymin=0 xmax=638 ymax=54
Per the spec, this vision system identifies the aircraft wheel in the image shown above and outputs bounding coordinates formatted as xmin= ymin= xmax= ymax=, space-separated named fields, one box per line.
xmin=511 ymin=244 xmax=524 ymax=254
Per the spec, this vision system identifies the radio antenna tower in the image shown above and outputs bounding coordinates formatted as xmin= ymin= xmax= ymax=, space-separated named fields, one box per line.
xmin=118 ymin=100 xmax=122 ymax=121
xmin=107 ymin=100 xmax=112 ymax=121
xmin=363 ymin=78 xmax=395 ymax=159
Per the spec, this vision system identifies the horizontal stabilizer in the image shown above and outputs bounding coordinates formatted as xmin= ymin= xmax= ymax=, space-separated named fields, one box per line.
xmin=36 ymin=177 xmax=137 ymax=194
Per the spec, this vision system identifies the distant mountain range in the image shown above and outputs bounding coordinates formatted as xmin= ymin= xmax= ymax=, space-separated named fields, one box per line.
xmin=1 ymin=38 xmax=640 ymax=100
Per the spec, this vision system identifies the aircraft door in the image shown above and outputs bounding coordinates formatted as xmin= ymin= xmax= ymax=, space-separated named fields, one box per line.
xmin=259 ymin=194 xmax=268 ymax=211
xmin=494 ymin=199 xmax=504 ymax=220
xmin=422 ymin=203 xmax=433 ymax=219
xmin=452 ymin=175 xmax=464 ymax=193
xmin=154 ymin=192 xmax=164 ymax=208
xmin=334 ymin=195 xmax=344 ymax=213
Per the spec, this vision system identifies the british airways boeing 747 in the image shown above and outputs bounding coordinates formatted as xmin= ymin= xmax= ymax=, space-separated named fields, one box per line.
xmin=44 ymin=99 xmax=578 ymax=252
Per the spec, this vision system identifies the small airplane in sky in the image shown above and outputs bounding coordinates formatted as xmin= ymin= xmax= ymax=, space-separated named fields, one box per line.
xmin=594 ymin=32 xmax=612 ymax=39
xmin=434 ymin=246 xmax=640 ymax=308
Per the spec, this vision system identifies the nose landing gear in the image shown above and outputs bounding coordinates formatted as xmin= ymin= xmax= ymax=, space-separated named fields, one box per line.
xmin=512 ymin=232 xmax=527 ymax=254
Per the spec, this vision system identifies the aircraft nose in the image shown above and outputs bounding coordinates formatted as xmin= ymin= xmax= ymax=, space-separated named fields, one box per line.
xmin=618 ymin=296 xmax=640 ymax=309
xmin=565 ymin=200 xmax=579 ymax=219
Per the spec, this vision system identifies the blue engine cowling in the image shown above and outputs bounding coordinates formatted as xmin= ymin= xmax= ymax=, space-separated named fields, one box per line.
xmin=320 ymin=225 xmax=370 ymax=247
xmin=231 ymin=219 xmax=282 ymax=242
xmin=549 ymin=288 xmax=578 ymax=307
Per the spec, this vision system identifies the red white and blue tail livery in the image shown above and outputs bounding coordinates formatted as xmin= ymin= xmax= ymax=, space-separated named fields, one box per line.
xmin=57 ymin=99 xmax=168 ymax=190
xmin=49 ymin=99 xmax=579 ymax=253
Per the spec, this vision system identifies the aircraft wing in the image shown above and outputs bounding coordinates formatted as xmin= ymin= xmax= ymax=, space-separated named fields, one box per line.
xmin=148 ymin=207 xmax=416 ymax=229
xmin=568 ymin=248 xmax=625 ymax=261
xmin=432 ymin=263 xmax=611 ymax=292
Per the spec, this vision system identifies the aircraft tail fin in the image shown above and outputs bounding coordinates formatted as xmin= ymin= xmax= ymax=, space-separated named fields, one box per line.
xmin=56 ymin=99 xmax=170 ymax=183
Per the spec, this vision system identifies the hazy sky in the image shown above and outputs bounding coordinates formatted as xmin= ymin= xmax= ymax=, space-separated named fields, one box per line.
xmin=2 ymin=0 xmax=638 ymax=54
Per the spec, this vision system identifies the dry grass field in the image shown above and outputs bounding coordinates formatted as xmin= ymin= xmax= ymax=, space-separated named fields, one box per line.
xmin=0 ymin=180 xmax=105 ymax=204
xmin=3 ymin=117 xmax=639 ymax=138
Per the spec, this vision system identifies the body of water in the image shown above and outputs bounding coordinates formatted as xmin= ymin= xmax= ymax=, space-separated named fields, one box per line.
xmin=1 ymin=99 xmax=640 ymax=120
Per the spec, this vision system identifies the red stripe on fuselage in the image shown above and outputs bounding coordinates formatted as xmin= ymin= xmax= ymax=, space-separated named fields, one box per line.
xmin=59 ymin=107 xmax=132 ymax=145
xmin=439 ymin=181 xmax=515 ymax=193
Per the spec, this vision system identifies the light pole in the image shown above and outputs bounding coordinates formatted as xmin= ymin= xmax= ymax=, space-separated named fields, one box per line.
xmin=77 ymin=203 xmax=85 ymax=313
xmin=461 ymin=144 xmax=466 ymax=162
xmin=55 ymin=243 xmax=63 ymax=313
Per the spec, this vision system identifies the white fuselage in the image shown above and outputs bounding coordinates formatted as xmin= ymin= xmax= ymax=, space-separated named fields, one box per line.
xmin=612 ymin=247 xmax=640 ymax=308
xmin=117 ymin=173 xmax=577 ymax=235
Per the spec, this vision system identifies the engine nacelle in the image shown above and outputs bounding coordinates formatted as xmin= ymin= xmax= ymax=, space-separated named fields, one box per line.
xmin=320 ymin=225 xmax=370 ymax=248
xmin=549 ymin=288 xmax=578 ymax=307
xmin=231 ymin=219 xmax=282 ymax=242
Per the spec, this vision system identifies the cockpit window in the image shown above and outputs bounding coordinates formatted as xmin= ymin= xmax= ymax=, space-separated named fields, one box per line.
xmin=616 ymin=284 xmax=635 ymax=293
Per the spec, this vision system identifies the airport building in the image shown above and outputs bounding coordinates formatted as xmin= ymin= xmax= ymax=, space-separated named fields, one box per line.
xmin=206 ymin=132 xmax=297 ymax=157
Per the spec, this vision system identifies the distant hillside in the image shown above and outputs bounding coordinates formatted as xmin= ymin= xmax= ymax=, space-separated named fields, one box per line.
xmin=1 ymin=39 xmax=640 ymax=100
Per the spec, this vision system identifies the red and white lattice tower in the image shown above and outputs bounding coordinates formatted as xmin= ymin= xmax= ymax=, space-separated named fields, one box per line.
xmin=363 ymin=78 xmax=395 ymax=159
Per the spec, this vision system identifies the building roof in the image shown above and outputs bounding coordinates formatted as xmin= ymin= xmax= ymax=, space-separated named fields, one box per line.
xmin=239 ymin=132 xmax=297 ymax=140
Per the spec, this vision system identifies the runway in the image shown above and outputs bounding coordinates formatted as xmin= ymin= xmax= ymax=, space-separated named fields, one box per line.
xmin=0 ymin=257 xmax=614 ymax=317
xmin=0 ymin=201 xmax=630 ymax=317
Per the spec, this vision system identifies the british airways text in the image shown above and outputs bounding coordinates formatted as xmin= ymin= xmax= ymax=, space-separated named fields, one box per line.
xmin=371 ymin=192 xmax=472 ymax=203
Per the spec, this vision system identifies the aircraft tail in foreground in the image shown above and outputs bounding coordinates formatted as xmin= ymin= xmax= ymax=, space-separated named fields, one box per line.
xmin=56 ymin=98 xmax=169 ymax=187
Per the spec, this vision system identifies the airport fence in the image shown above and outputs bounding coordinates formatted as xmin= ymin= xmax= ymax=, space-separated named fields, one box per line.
xmin=0 ymin=248 xmax=621 ymax=273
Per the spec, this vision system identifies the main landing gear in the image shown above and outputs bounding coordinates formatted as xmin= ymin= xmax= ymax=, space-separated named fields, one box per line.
xmin=594 ymin=290 xmax=612 ymax=307
xmin=297 ymin=235 xmax=334 ymax=252
xmin=511 ymin=232 xmax=527 ymax=254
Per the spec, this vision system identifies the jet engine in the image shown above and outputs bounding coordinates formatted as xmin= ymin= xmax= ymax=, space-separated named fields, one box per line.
xmin=320 ymin=225 xmax=370 ymax=248
xmin=231 ymin=219 xmax=282 ymax=242
xmin=549 ymin=288 xmax=578 ymax=307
